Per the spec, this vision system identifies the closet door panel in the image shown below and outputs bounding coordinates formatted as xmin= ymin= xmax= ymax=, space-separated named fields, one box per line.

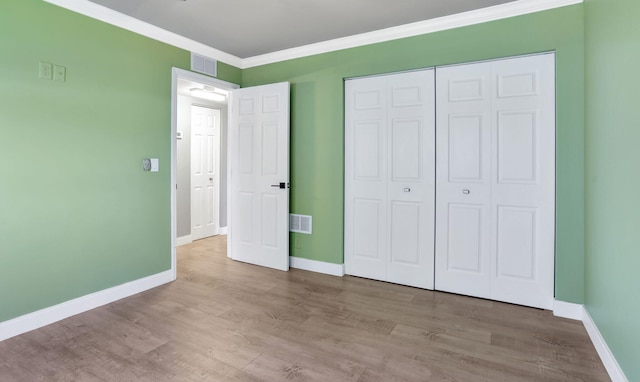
xmin=386 ymin=70 xmax=435 ymax=289
xmin=436 ymin=54 xmax=555 ymax=309
xmin=490 ymin=54 xmax=556 ymax=309
xmin=435 ymin=62 xmax=492 ymax=297
xmin=345 ymin=77 xmax=388 ymax=280
xmin=345 ymin=70 xmax=435 ymax=290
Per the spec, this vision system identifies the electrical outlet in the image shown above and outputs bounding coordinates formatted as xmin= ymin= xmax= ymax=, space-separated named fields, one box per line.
xmin=54 ymin=65 xmax=66 ymax=82
xmin=39 ymin=61 xmax=52 ymax=80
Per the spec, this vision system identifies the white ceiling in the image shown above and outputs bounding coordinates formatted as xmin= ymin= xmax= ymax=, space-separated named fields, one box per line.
xmin=88 ymin=0 xmax=516 ymax=59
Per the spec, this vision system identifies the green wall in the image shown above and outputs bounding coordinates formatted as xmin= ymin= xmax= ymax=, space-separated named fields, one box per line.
xmin=243 ymin=5 xmax=586 ymax=304
xmin=0 ymin=0 xmax=240 ymax=322
xmin=584 ymin=0 xmax=640 ymax=379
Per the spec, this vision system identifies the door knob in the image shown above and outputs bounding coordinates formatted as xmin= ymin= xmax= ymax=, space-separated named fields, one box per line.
xmin=462 ymin=189 xmax=470 ymax=194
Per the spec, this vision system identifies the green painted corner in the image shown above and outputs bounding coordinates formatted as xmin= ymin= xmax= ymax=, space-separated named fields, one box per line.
xmin=584 ymin=0 xmax=640 ymax=380
xmin=243 ymin=5 xmax=586 ymax=304
xmin=217 ymin=61 xmax=242 ymax=86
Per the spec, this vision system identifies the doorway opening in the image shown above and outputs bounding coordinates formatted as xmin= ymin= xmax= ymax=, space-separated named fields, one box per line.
xmin=170 ymin=68 xmax=239 ymax=279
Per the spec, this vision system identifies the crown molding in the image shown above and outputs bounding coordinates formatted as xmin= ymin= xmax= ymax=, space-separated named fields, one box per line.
xmin=42 ymin=0 xmax=244 ymax=68
xmin=44 ymin=0 xmax=582 ymax=70
xmin=242 ymin=0 xmax=582 ymax=68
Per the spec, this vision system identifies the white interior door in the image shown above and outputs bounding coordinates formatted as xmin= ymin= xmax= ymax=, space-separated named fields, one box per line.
xmin=345 ymin=69 xmax=436 ymax=289
xmin=435 ymin=54 xmax=556 ymax=309
xmin=228 ymin=82 xmax=290 ymax=271
xmin=191 ymin=105 xmax=220 ymax=241
xmin=434 ymin=61 xmax=493 ymax=299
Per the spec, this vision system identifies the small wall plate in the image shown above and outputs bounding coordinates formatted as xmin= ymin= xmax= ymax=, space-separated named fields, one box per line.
xmin=150 ymin=158 xmax=159 ymax=172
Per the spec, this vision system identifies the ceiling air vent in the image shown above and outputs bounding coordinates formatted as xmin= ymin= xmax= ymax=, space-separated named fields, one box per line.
xmin=290 ymin=214 xmax=312 ymax=234
xmin=191 ymin=53 xmax=217 ymax=77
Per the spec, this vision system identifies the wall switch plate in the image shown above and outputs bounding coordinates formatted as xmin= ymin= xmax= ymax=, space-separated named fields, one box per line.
xmin=150 ymin=158 xmax=159 ymax=172
xmin=54 ymin=65 xmax=66 ymax=82
xmin=39 ymin=62 xmax=52 ymax=80
xmin=142 ymin=158 xmax=159 ymax=172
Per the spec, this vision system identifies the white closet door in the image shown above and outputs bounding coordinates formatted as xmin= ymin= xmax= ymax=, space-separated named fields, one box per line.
xmin=490 ymin=55 xmax=555 ymax=309
xmin=345 ymin=74 xmax=388 ymax=282
xmin=435 ymin=54 xmax=555 ymax=309
xmin=345 ymin=69 xmax=435 ymax=289
xmin=434 ymin=62 xmax=493 ymax=299
xmin=386 ymin=71 xmax=436 ymax=289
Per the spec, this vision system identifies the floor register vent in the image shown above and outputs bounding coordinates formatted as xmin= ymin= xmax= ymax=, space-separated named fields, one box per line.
xmin=290 ymin=214 xmax=312 ymax=234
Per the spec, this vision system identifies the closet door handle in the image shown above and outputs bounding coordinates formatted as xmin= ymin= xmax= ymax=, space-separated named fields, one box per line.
xmin=462 ymin=189 xmax=470 ymax=194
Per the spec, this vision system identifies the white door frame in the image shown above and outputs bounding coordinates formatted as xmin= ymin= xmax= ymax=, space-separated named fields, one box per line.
xmin=170 ymin=67 xmax=239 ymax=280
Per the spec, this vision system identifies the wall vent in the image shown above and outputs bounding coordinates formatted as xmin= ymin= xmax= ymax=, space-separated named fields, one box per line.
xmin=290 ymin=214 xmax=312 ymax=234
xmin=191 ymin=53 xmax=217 ymax=77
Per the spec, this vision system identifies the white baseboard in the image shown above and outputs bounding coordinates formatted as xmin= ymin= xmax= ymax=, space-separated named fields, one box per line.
xmin=0 ymin=270 xmax=174 ymax=342
xmin=176 ymin=235 xmax=193 ymax=247
xmin=553 ymin=301 xmax=628 ymax=381
xmin=290 ymin=256 xmax=345 ymax=277
xmin=553 ymin=300 xmax=584 ymax=320
xmin=582 ymin=307 xmax=629 ymax=382
xmin=178 ymin=229 xmax=226 ymax=246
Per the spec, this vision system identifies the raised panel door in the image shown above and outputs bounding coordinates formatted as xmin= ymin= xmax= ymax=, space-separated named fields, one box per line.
xmin=345 ymin=75 xmax=388 ymax=280
xmin=435 ymin=62 xmax=492 ymax=297
xmin=435 ymin=54 xmax=555 ymax=309
xmin=490 ymin=54 xmax=555 ymax=309
xmin=191 ymin=105 xmax=220 ymax=241
xmin=345 ymin=70 xmax=435 ymax=290
xmin=386 ymin=70 xmax=435 ymax=290
xmin=229 ymin=82 xmax=290 ymax=271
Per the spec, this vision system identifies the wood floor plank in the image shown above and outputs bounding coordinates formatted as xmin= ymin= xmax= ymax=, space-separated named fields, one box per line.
xmin=0 ymin=236 xmax=610 ymax=381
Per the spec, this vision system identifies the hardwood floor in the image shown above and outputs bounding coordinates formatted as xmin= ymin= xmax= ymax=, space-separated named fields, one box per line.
xmin=0 ymin=236 xmax=609 ymax=381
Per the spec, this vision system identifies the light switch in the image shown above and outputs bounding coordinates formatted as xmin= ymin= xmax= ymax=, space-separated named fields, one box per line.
xmin=150 ymin=158 xmax=159 ymax=172
xmin=54 ymin=65 xmax=66 ymax=82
